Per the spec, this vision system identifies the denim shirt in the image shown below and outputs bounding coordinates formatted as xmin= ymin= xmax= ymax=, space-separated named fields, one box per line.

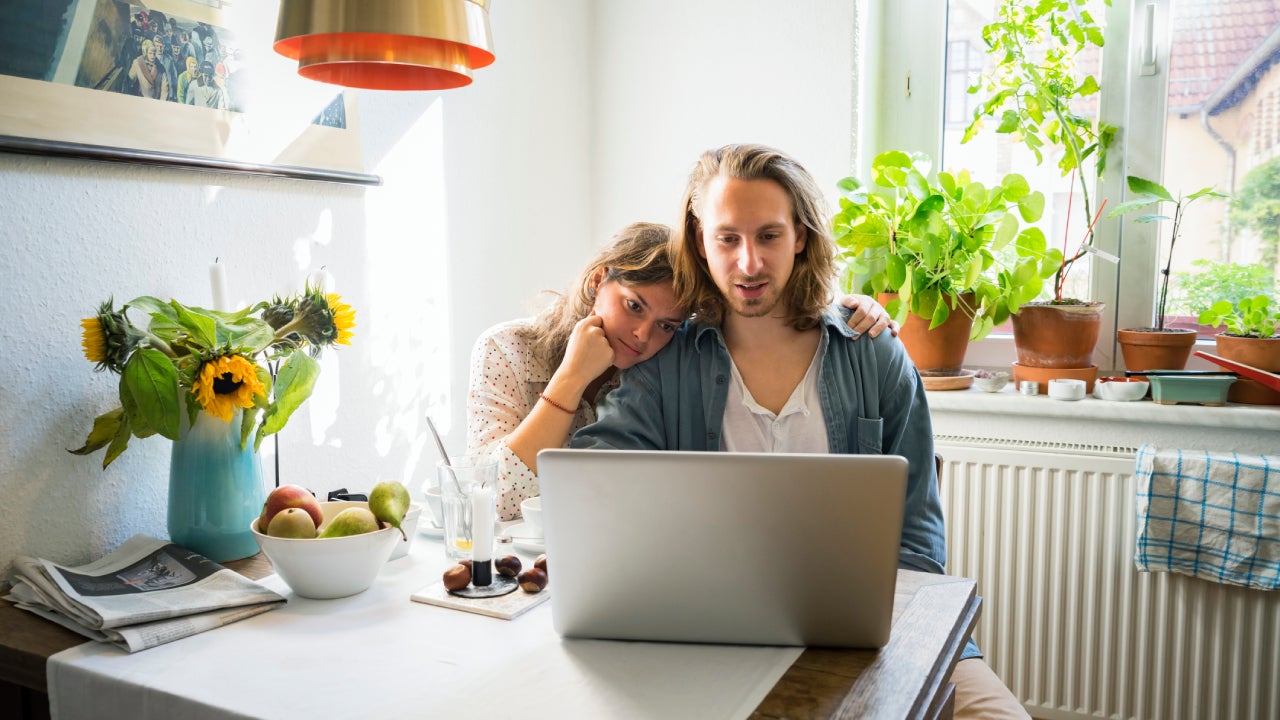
xmin=572 ymin=309 xmax=982 ymax=660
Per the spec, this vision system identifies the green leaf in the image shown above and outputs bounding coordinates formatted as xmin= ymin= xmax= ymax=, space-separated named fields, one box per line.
xmin=1018 ymin=191 xmax=1045 ymax=222
xmin=992 ymin=213 xmax=1018 ymax=251
xmin=928 ymin=295 xmax=951 ymax=330
xmin=1187 ymin=186 xmax=1227 ymax=201
xmin=885 ymin=254 xmax=908 ymax=291
xmin=121 ymin=348 xmax=181 ymax=441
xmin=69 ymin=407 xmax=124 ymax=455
xmin=256 ymin=351 xmax=320 ymax=444
xmin=1126 ymin=176 xmax=1174 ymax=202
xmin=103 ymin=413 xmax=132 ymax=468
xmin=119 ymin=377 xmax=154 ymax=438
xmin=127 ymin=296 xmax=178 ymax=320
xmin=1016 ymin=226 xmax=1047 ymax=256
xmin=996 ymin=110 xmax=1020 ymax=133
xmin=171 ymin=300 xmax=218 ymax=348
xmin=1107 ymin=198 xmax=1160 ymax=217
xmin=836 ymin=176 xmax=861 ymax=193
xmin=1003 ymin=173 xmax=1030 ymax=200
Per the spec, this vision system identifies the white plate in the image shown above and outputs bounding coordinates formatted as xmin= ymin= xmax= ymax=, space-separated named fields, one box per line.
xmin=416 ymin=518 xmax=444 ymax=538
xmin=499 ymin=522 xmax=545 ymax=554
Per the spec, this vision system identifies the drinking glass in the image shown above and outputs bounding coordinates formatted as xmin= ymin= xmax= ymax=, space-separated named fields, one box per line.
xmin=438 ymin=457 xmax=497 ymax=561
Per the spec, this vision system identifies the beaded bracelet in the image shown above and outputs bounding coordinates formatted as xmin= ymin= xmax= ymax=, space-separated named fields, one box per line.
xmin=539 ymin=392 xmax=576 ymax=415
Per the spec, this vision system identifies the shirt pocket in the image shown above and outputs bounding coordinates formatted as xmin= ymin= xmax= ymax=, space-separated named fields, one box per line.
xmin=856 ymin=417 xmax=884 ymax=455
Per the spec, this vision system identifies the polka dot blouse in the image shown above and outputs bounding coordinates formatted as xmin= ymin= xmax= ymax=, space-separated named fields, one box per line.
xmin=466 ymin=318 xmax=617 ymax=521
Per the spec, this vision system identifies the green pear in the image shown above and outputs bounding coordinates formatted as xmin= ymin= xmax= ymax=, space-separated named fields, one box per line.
xmin=318 ymin=507 xmax=380 ymax=538
xmin=369 ymin=481 xmax=411 ymax=541
xmin=267 ymin=507 xmax=317 ymax=539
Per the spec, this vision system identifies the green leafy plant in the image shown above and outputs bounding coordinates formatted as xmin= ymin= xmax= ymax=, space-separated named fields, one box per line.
xmin=73 ymin=287 xmax=356 ymax=467
xmin=965 ymin=0 xmax=1115 ymax=302
xmin=1106 ymin=176 xmax=1227 ymax=330
xmin=833 ymin=150 xmax=1058 ymax=340
xmin=1198 ymin=295 xmax=1280 ymax=338
xmin=1229 ymin=156 xmax=1280 ymax=272
xmin=1170 ymin=260 xmax=1278 ymax=317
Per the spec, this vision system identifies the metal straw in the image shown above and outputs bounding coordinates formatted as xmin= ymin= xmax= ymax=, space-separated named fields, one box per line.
xmin=426 ymin=416 xmax=464 ymax=495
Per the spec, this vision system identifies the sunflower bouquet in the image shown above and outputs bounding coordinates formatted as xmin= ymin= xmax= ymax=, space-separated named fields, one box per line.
xmin=73 ymin=285 xmax=356 ymax=468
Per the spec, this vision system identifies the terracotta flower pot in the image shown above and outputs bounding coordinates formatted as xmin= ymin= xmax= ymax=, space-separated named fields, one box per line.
xmin=880 ymin=292 xmax=974 ymax=375
xmin=1010 ymin=303 xmax=1104 ymax=369
xmin=1215 ymin=333 xmax=1280 ymax=405
xmin=1117 ymin=328 xmax=1197 ymax=372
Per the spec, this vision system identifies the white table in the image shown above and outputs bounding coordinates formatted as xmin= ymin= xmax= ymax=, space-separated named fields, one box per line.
xmin=47 ymin=532 xmax=802 ymax=720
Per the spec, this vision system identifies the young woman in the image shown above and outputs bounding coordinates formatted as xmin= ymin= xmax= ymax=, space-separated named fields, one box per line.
xmin=466 ymin=222 xmax=895 ymax=519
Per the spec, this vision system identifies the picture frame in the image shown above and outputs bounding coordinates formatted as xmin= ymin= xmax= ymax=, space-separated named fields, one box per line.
xmin=0 ymin=0 xmax=380 ymax=186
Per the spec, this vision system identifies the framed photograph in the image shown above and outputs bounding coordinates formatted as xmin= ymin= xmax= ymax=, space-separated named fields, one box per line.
xmin=0 ymin=0 xmax=380 ymax=186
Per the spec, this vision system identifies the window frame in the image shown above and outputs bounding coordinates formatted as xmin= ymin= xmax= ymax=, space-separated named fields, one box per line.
xmin=861 ymin=0 xmax=1183 ymax=372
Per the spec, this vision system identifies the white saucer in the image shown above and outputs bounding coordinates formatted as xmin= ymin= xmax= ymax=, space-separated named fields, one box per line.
xmin=500 ymin=522 xmax=545 ymax=554
xmin=417 ymin=518 xmax=444 ymax=538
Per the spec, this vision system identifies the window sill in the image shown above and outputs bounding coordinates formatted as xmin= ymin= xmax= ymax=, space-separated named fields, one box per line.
xmin=926 ymin=387 xmax=1280 ymax=455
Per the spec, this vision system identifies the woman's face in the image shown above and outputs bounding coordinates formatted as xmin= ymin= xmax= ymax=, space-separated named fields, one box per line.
xmin=591 ymin=277 xmax=684 ymax=370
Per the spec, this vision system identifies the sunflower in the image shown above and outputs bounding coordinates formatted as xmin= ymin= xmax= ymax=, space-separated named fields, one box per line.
xmin=194 ymin=353 xmax=267 ymax=422
xmin=80 ymin=300 xmax=137 ymax=373
xmin=274 ymin=289 xmax=356 ymax=348
xmin=81 ymin=317 xmax=107 ymax=365
xmin=326 ymin=293 xmax=356 ymax=346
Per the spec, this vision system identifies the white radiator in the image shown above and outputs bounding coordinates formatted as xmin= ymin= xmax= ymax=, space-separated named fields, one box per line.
xmin=935 ymin=438 xmax=1280 ymax=720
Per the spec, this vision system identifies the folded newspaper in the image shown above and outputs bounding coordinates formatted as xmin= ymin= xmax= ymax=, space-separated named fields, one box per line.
xmin=5 ymin=534 xmax=285 ymax=653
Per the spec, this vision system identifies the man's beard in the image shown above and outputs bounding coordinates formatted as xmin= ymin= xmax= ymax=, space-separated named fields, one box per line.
xmin=720 ymin=275 xmax=781 ymax=318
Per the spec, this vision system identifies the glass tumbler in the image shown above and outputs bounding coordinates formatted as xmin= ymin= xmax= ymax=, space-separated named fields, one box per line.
xmin=438 ymin=457 xmax=497 ymax=561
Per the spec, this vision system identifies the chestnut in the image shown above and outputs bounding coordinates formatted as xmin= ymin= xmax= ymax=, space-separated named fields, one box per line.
xmin=518 ymin=567 xmax=548 ymax=593
xmin=443 ymin=563 xmax=471 ymax=591
xmin=495 ymin=555 xmax=522 ymax=577
xmin=534 ymin=553 xmax=547 ymax=576
xmin=459 ymin=559 xmax=473 ymax=570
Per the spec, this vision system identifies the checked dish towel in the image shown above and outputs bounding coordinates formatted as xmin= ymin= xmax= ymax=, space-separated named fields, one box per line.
xmin=1134 ymin=445 xmax=1279 ymax=590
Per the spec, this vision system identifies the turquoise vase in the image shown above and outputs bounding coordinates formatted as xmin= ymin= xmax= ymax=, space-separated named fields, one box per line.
xmin=168 ymin=408 xmax=266 ymax=562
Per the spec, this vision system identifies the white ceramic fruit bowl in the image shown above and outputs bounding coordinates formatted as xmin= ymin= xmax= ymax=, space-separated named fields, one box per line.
xmin=251 ymin=501 xmax=400 ymax=599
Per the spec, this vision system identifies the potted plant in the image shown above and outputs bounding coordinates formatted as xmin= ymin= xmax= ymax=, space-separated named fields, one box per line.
xmin=1107 ymin=176 xmax=1227 ymax=371
xmin=966 ymin=0 xmax=1114 ymax=380
xmin=833 ymin=150 xmax=1056 ymax=375
xmin=1198 ymin=294 xmax=1280 ymax=404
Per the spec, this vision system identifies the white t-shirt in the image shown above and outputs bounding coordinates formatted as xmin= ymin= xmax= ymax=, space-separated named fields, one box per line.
xmin=720 ymin=330 xmax=830 ymax=454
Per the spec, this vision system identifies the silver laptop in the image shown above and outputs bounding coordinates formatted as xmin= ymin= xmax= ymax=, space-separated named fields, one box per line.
xmin=537 ymin=449 xmax=907 ymax=648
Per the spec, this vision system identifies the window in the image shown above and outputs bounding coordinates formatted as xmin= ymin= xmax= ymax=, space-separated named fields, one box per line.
xmin=868 ymin=0 xmax=1280 ymax=365
xmin=944 ymin=40 xmax=984 ymax=126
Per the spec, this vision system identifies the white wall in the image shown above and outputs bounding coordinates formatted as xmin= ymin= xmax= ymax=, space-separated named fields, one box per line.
xmin=0 ymin=0 xmax=859 ymax=575
xmin=0 ymin=0 xmax=593 ymax=574
xmin=591 ymin=0 xmax=857 ymax=240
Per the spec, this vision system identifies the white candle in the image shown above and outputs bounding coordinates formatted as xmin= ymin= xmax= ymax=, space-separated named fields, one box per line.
xmin=471 ymin=484 xmax=494 ymax=562
xmin=209 ymin=262 xmax=229 ymax=311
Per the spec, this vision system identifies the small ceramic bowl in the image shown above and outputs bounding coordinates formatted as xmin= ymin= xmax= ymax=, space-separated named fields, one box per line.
xmin=520 ymin=496 xmax=543 ymax=538
xmin=1093 ymin=377 xmax=1149 ymax=401
xmin=973 ymin=372 xmax=1011 ymax=393
xmin=251 ymin=501 xmax=400 ymax=599
xmin=1048 ymin=378 xmax=1086 ymax=401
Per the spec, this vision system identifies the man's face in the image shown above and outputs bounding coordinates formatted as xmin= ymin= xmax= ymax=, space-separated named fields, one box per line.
xmin=172 ymin=43 xmax=181 ymax=58
xmin=695 ymin=176 xmax=806 ymax=319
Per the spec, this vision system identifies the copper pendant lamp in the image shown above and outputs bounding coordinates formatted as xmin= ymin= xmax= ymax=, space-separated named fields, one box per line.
xmin=273 ymin=0 xmax=494 ymax=91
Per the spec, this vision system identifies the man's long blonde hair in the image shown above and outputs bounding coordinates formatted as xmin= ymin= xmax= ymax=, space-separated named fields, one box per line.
xmin=527 ymin=222 xmax=678 ymax=369
xmin=671 ymin=144 xmax=836 ymax=330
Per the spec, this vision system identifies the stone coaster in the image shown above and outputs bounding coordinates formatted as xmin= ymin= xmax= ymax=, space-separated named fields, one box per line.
xmin=449 ymin=573 xmax=517 ymax=598
xmin=410 ymin=576 xmax=550 ymax=620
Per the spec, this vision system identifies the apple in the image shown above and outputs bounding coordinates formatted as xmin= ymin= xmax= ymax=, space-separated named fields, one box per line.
xmin=259 ymin=484 xmax=323 ymax=532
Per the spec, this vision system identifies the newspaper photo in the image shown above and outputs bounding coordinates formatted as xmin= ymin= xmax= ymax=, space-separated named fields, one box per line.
xmin=5 ymin=534 xmax=285 ymax=652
